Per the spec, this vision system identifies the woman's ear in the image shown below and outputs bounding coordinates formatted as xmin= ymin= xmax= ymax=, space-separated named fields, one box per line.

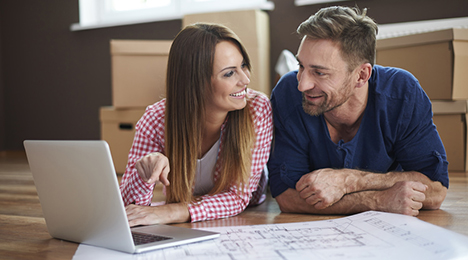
xmin=355 ymin=63 xmax=372 ymax=88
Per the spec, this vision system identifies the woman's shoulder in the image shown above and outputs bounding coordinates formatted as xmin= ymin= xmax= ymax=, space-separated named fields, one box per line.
xmin=246 ymin=89 xmax=272 ymax=126
xmin=146 ymin=98 xmax=166 ymax=113
xmin=246 ymin=88 xmax=271 ymax=111
xmin=138 ymin=99 xmax=166 ymax=128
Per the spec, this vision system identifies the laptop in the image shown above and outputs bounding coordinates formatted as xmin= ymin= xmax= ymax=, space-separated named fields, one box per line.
xmin=23 ymin=140 xmax=219 ymax=254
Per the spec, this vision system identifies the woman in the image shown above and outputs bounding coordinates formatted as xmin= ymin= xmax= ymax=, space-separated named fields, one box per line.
xmin=120 ymin=23 xmax=273 ymax=225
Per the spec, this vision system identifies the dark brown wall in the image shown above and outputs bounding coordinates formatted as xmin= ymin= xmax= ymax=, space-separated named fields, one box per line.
xmin=0 ymin=15 xmax=4 ymax=151
xmin=0 ymin=1 xmax=181 ymax=150
xmin=0 ymin=0 xmax=467 ymax=150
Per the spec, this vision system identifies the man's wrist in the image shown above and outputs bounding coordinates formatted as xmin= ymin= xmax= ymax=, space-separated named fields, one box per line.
xmin=347 ymin=190 xmax=381 ymax=213
xmin=343 ymin=169 xmax=365 ymax=194
xmin=346 ymin=169 xmax=390 ymax=193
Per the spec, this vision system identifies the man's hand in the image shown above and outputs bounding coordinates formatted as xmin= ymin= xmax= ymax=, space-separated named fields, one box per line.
xmin=125 ymin=203 xmax=190 ymax=227
xmin=376 ymin=181 xmax=427 ymax=216
xmin=135 ymin=152 xmax=170 ymax=185
xmin=296 ymin=168 xmax=352 ymax=209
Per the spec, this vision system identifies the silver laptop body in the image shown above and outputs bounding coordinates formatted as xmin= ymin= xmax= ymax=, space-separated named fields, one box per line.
xmin=23 ymin=140 xmax=219 ymax=254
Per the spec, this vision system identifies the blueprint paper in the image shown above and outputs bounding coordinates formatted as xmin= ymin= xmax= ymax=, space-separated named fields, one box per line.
xmin=73 ymin=211 xmax=468 ymax=260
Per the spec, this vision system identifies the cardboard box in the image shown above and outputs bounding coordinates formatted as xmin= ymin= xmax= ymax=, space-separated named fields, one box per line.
xmin=183 ymin=10 xmax=271 ymax=95
xmin=111 ymin=40 xmax=171 ymax=108
xmin=432 ymin=100 xmax=468 ymax=172
xmin=100 ymin=106 xmax=146 ymax=173
xmin=377 ymin=28 xmax=468 ymax=100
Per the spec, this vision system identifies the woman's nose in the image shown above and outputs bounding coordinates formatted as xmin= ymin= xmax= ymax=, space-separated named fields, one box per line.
xmin=239 ymin=69 xmax=251 ymax=86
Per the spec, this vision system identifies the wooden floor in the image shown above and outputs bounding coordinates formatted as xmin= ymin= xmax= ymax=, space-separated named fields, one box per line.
xmin=1 ymin=151 xmax=468 ymax=259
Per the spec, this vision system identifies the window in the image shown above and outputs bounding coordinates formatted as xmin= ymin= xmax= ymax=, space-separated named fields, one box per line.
xmin=294 ymin=0 xmax=345 ymax=6
xmin=72 ymin=0 xmax=274 ymax=31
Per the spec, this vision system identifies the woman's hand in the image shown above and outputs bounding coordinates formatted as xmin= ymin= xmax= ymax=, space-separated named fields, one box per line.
xmin=135 ymin=152 xmax=170 ymax=185
xmin=125 ymin=203 xmax=190 ymax=226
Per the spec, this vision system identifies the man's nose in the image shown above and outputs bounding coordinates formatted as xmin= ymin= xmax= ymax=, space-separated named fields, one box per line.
xmin=297 ymin=72 xmax=314 ymax=92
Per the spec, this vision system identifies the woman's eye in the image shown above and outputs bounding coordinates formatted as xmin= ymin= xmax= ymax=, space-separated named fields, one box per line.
xmin=224 ymin=71 xmax=234 ymax=77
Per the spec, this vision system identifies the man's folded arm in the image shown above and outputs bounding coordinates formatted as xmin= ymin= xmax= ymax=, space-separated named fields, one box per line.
xmin=276 ymin=169 xmax=447 ymax=216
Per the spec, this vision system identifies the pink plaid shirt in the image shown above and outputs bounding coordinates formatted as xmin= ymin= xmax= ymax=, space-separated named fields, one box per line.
xmin=120 ymin=89 xmax=273 ymax=222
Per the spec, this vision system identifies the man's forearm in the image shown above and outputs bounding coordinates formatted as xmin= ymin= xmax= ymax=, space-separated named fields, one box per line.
xmin=351 ymin=170 xmax=447 ymax=209
xmin=276 ymin=188 xmax=377 ymax=215
xmin=311 ymin=169 xmax=447 ymax=209
xmin=281 ymin=169 xmax=447 ymax=216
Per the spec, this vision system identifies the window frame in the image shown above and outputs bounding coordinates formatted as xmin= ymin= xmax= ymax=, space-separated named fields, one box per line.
xmin=294 ymin=0 xmax=345 ymax=6
xmin=71 ymin=0 xmax=274 ymax=31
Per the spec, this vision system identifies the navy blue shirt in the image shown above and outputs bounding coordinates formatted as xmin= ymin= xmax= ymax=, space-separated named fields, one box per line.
xmin=268 ymin=65 xmax=449 ymax=198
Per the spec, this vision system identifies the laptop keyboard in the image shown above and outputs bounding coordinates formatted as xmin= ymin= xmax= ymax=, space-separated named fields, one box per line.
xmin=132 ymin=232 xmax=172 ymax=245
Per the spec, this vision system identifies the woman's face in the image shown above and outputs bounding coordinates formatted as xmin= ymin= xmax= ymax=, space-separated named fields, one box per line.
xmin=208 ymin=40 xmax=250 ymax=114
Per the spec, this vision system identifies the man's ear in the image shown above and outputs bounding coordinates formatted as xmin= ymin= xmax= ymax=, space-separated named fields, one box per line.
xmin=355 ymin=63 xmax=372 ymax=88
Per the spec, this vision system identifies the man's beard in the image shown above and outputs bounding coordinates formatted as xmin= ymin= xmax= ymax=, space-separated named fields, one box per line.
xmin=301 ymin=80 xmax=353 ymax=117
xmin=302 ymin=93 xmax=330 ymax=116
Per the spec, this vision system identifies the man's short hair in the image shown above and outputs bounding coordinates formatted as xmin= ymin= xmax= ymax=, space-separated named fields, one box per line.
xmin=297 ymin=6 xmax=378 ymax=71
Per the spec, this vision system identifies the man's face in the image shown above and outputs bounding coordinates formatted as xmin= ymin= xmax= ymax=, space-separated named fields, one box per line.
xmin=296 ymin=37 xmax=355 ymax=116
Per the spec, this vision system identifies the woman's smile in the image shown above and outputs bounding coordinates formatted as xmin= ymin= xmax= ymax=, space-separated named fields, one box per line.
xmin=229 ymin=87 xmax=247 ymax=98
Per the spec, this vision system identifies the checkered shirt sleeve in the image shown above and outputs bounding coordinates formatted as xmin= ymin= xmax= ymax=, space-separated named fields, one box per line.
xmin=120 ymin=100 xmax=166 ymax=206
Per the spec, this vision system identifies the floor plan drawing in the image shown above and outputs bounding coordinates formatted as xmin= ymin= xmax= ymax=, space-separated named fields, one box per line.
xmin=73 ymin=211 xmax=468 ymax=260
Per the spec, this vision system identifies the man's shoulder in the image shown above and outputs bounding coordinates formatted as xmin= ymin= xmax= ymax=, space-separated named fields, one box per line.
xmin=370 ymin=65 xmax=424 ymax=101
xmin=272 ymin=70 xmax=299 ymax=92
xmin=270 ymin=71 xmax=304 ymax=120
xmin=367 ymin=65 xmax=432 ymax=131
xmin=271 ymin=71 xmax=302 ymax=106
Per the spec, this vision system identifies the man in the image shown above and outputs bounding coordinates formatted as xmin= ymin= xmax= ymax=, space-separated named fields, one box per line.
xmin=268 ymin=6 xmax=448 ymax=216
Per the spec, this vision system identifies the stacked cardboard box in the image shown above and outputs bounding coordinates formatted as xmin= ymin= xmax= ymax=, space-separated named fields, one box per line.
xmin=101 ymin=40 xmax=171 ymax=173
xmin=377 ymin=28 xmax=468 ymax=172
xmin=431 ymin=101 xmax=467 ymax=172
xmin=100 ymin=107 xmax=146 ymax=173
xmin=110 ymin=39 xmax=172 ymax=108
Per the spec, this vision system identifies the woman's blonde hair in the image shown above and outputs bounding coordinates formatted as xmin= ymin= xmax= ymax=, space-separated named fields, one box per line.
xmin=164 ymin=23 xmax=255 ymax=205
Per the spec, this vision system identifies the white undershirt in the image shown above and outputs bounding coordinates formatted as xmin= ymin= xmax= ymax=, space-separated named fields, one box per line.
xmin=193 ymin=139 xmax=220 ymax=196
